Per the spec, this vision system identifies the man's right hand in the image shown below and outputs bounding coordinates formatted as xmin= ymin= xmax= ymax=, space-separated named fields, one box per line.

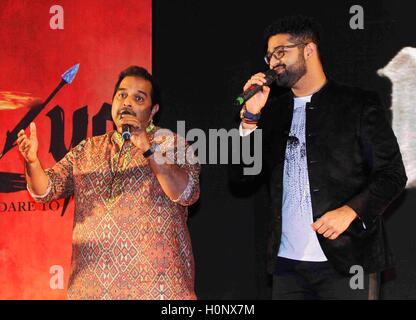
xmin=243 ymin=72 xmax=271 ymax=114
xmin=17 ymin=122 xmax=39 ymax=164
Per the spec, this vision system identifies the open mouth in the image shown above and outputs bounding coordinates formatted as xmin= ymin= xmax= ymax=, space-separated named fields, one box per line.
xmin=274 ymin=66 xmax=286 ymax=74
xmin=118 ymin=108 xmax=136 ymax=118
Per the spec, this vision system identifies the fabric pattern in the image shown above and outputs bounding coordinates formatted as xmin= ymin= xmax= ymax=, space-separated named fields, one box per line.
xmin=28 ymin=128 xmax=200 ymax=300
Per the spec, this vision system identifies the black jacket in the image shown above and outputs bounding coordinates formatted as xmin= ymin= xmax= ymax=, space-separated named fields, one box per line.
xmin=231 ymin=80 xmax=407 ymax=275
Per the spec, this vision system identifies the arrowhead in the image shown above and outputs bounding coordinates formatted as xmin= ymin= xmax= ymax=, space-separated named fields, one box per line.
xmin=62 ymin=63 xmax=80 ymax=84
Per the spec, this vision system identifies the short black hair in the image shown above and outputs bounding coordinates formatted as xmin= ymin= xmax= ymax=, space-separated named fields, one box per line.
xmin=264 ymin=15 xmax=322 ymax=50
xmin=112 ymin=66 xmax=160 ymax=106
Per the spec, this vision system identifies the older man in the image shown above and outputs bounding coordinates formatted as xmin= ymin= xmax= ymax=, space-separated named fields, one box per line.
xmin=17 ymin=66 xmax=200 ymax=300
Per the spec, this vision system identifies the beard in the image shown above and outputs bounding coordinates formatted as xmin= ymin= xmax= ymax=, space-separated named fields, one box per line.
xmin=274 ymin=52 xmax=307 ymax=88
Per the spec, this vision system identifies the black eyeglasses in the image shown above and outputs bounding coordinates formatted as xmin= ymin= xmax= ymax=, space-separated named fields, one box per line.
xmin=264 ymin=43 xmax=307 ymax=65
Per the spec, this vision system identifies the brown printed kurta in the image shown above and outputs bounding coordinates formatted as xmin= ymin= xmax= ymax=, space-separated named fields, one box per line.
xmin=28 ymin=128 xmax=200 ymax=300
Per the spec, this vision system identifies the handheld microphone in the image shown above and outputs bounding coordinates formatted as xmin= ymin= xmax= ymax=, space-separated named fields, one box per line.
xmin=120 ymin=110 xmax=133 ymax=140
xmin=234 ymin=69 xmax=278 ymax=106
xmin=122 ymin=124 xmax=131 ymax=141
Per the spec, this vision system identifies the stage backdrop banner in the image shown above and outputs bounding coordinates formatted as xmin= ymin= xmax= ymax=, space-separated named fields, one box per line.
xmin=0 ymin=0 xmax=151 ymax=299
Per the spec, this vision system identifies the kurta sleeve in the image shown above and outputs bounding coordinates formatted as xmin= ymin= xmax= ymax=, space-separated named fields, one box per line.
xmin=153 ymin=130 xmax=200 ymax=206
xmin=27 ymin=140 xmax=85 ymax=203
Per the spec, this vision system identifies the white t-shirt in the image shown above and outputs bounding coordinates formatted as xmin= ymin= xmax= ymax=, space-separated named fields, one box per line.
xmin=278 ymin=95 xmax=327 ymax=261
xmin=239 ymin=95 xmax=327 ymax=261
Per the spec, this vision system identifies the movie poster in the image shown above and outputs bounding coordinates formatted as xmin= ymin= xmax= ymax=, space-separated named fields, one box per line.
xmin=0 ymin=0 xmax=151 ymax=299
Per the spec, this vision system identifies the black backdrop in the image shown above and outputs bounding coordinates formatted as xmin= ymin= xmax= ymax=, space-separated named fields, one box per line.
xmin=152 ymin=0 xmax=416 ymax=299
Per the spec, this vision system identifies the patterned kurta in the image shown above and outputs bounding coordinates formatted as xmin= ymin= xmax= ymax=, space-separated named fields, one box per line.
xmin=28 ymin=128 xmax=200 ymax=300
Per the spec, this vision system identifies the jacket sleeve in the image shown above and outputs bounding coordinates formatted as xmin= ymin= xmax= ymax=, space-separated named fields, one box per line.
xmin=228 ymin=114 xmax=268 ymax=188
xmin=346 ymin=91 xmax=407 ymax=226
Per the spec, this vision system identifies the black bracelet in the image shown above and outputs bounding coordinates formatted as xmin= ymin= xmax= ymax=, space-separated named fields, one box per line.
xmin=143 ymin=147 xmax=154 ymax=158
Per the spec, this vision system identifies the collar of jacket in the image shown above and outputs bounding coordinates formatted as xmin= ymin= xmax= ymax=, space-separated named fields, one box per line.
xmin=285 ymin=78 xmax=335 ymax=103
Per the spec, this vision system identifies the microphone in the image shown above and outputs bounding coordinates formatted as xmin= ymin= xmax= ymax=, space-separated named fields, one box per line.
xmin=122 ymin=124 xmax=131 ymax=141
xmin=120 ymin=110 xmax=133 ymax=140
xmin=234 ymin=69 xmax=278 ymax=106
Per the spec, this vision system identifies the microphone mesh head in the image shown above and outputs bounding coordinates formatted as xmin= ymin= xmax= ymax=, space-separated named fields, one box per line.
xmin=122 ymin=130 xmax=131 ymax=140
xmin=122 ymin=124 xmax=131 ymax=140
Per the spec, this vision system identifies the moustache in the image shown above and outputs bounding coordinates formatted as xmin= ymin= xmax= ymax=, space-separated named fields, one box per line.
xmin=118 ymin=108 xmax=137 ymax=118
xmin=272 ymin=64 xmax=286 ymax=70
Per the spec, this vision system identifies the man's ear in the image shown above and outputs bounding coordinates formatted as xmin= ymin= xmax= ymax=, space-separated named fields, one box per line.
xmin=305 ymin=43 xmax=316 ymax=59
xmin=150 ymin=104 xmax=159 ymax=119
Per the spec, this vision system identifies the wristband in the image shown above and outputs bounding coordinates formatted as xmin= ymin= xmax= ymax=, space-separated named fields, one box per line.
xmin=240 ymin=106 xmax=261 ymax=121
xmin=143 ymin=143 xmax=159 ymax=158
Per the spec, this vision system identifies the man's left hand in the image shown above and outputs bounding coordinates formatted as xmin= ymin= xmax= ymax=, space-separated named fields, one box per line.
xmin=311 ymin=205 xmax=358 ymax=240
